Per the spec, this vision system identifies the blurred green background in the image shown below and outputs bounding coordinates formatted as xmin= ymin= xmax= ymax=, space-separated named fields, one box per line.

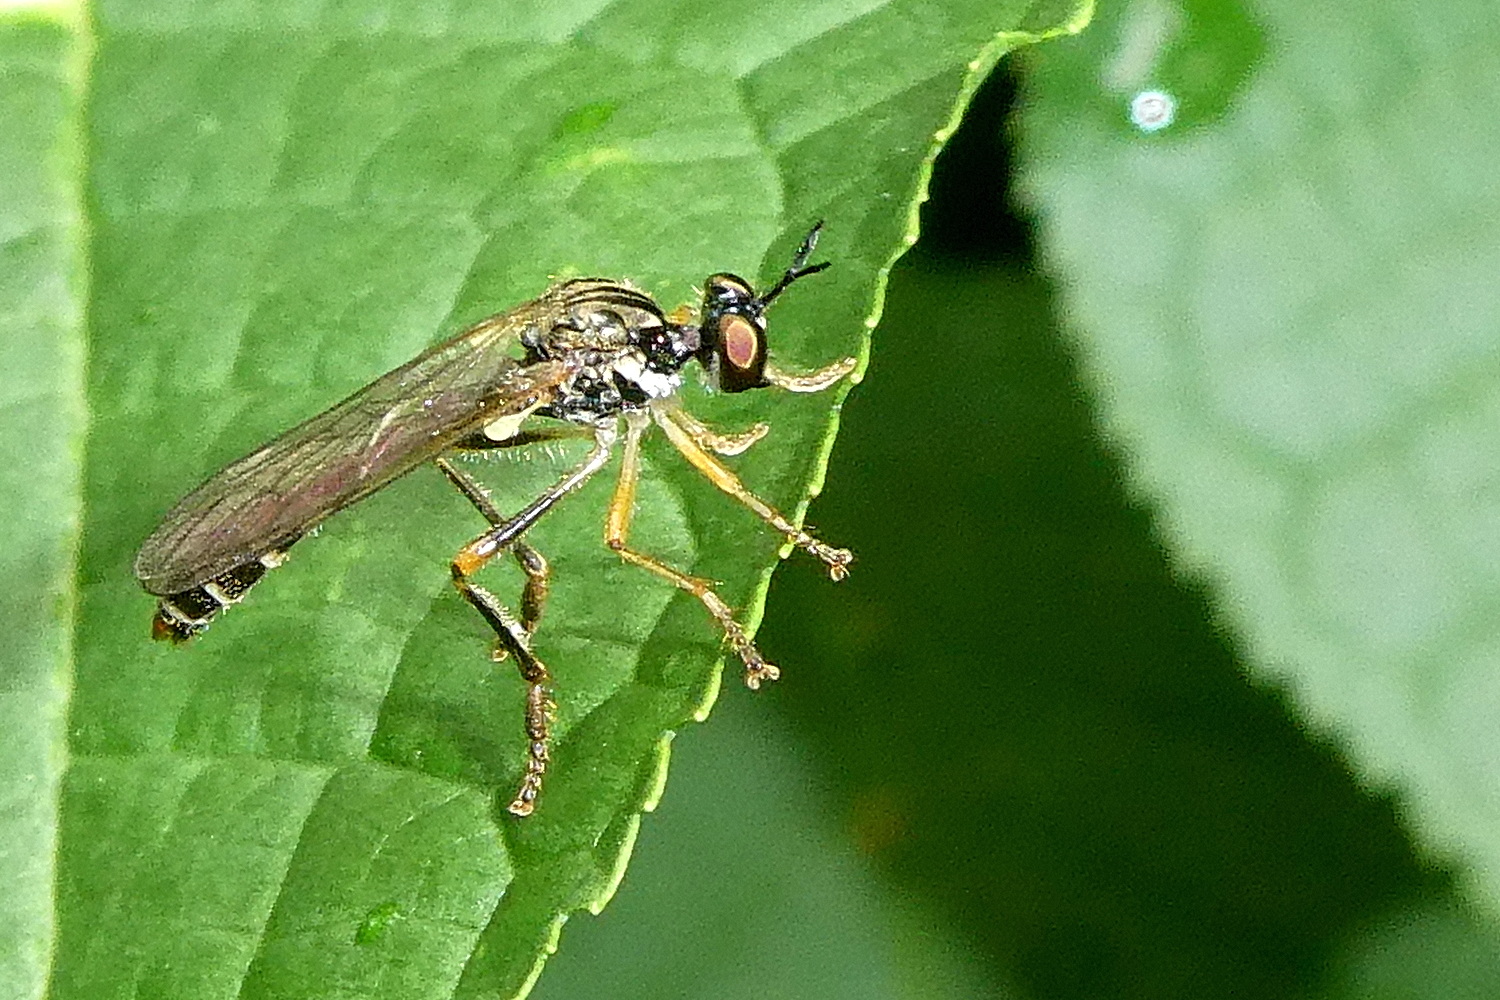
xmin=533 ymin=28 xmax=1500 ymax=1000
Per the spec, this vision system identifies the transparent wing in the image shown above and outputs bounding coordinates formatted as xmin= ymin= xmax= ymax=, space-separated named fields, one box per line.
xmin=135 ymin=306 xmax=572 ymax=595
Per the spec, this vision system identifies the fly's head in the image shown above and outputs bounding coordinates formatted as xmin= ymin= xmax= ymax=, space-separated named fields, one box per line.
xmin=693 ymin=222 xmax=831 ymax=394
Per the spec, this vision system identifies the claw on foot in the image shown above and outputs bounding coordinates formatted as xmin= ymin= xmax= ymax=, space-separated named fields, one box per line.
xmin=826 ymin=547 xmax=852 ymax=581
xmin=506 ymin=685 xmax=554 ymax=816
xmin=744 ymin=659 xmax=781 ymax=690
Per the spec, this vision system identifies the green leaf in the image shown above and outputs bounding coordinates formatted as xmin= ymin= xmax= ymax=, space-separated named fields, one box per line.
xmin=0 ymin=9 xmax=87 ymax=999
xmin=1019 ymin=0 xmax=1500 ymax=913
xmin=0 ymin=0 xmax=1090 ymax=997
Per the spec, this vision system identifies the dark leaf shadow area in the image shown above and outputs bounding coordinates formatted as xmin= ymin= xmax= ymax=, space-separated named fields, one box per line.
xmin=760 ymin=68 xmax=1450 ymax=1000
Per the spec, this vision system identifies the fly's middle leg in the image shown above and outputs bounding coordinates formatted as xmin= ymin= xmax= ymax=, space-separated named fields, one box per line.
xmin=605 ymin=414 xmax=779 ymax=689
xmin=448 ymin=569 xmax=553 ymax=816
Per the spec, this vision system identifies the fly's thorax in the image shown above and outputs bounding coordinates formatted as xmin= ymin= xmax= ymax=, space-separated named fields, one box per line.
xmin=529 ymin=279 xmax=701 ymax=423
xmin=610 ymin=347 xmax=684 ymax=399
xmin=530 ymin=279 xmax=669 ymax=356
xmin=544 ymin=344 xmax=688 ymax=423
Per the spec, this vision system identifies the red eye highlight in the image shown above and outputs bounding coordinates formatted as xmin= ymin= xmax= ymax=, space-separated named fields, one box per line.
xmin=720 ymin=315 xmax=760 ymax=370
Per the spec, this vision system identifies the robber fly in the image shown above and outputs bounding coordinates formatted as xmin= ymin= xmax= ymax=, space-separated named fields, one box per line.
xmin=135 ymin=223 xmax=856 ymax=815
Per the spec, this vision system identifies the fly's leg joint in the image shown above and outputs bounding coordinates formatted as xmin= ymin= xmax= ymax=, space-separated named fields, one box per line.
xmin=453 ymin=539 xmax=494 ymax=579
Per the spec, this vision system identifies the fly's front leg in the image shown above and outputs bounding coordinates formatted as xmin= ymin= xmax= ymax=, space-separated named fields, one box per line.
xmin=764 ymin=356 xmax=857 ymax=393
xmin=438 ymin=425 xmax=617 ymax=816
xmin=605 ymin=413 xmax=779 ymax=689
xmin=653 ymin=407 xmax=853 ymax=580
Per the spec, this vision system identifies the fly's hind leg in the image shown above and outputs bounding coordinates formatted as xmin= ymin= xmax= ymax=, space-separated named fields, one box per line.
xmin=510 ymin=543 xmax=550 ymax=638
xmin=437 ymin=458 xmax=551 ymax=640
xmin=436 ymin=458 xmax=553 ymax=816
xmin=434 ymin=427 xmax=616 ymax=815
xmin=604 ymin=414 xmax=779 ymax=689
xmin=446 ymin=567 xmax=554 ymax=817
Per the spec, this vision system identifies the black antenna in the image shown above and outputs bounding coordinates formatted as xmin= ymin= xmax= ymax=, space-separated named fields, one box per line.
xmin=760 ymin=221 xmax=831 ymax=306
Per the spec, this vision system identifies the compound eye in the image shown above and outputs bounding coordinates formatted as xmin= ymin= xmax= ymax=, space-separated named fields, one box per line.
xmin=720 ymin=314 xmax=760 ymax=371
xmin=713 ymin=311 xmax=768 ymax=393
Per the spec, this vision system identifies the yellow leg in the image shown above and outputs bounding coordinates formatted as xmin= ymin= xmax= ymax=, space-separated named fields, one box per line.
xmin=605 ymin=414 xmax=780 ymax=689
xmin=653 ymin=407 xmax=853 ymax=580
